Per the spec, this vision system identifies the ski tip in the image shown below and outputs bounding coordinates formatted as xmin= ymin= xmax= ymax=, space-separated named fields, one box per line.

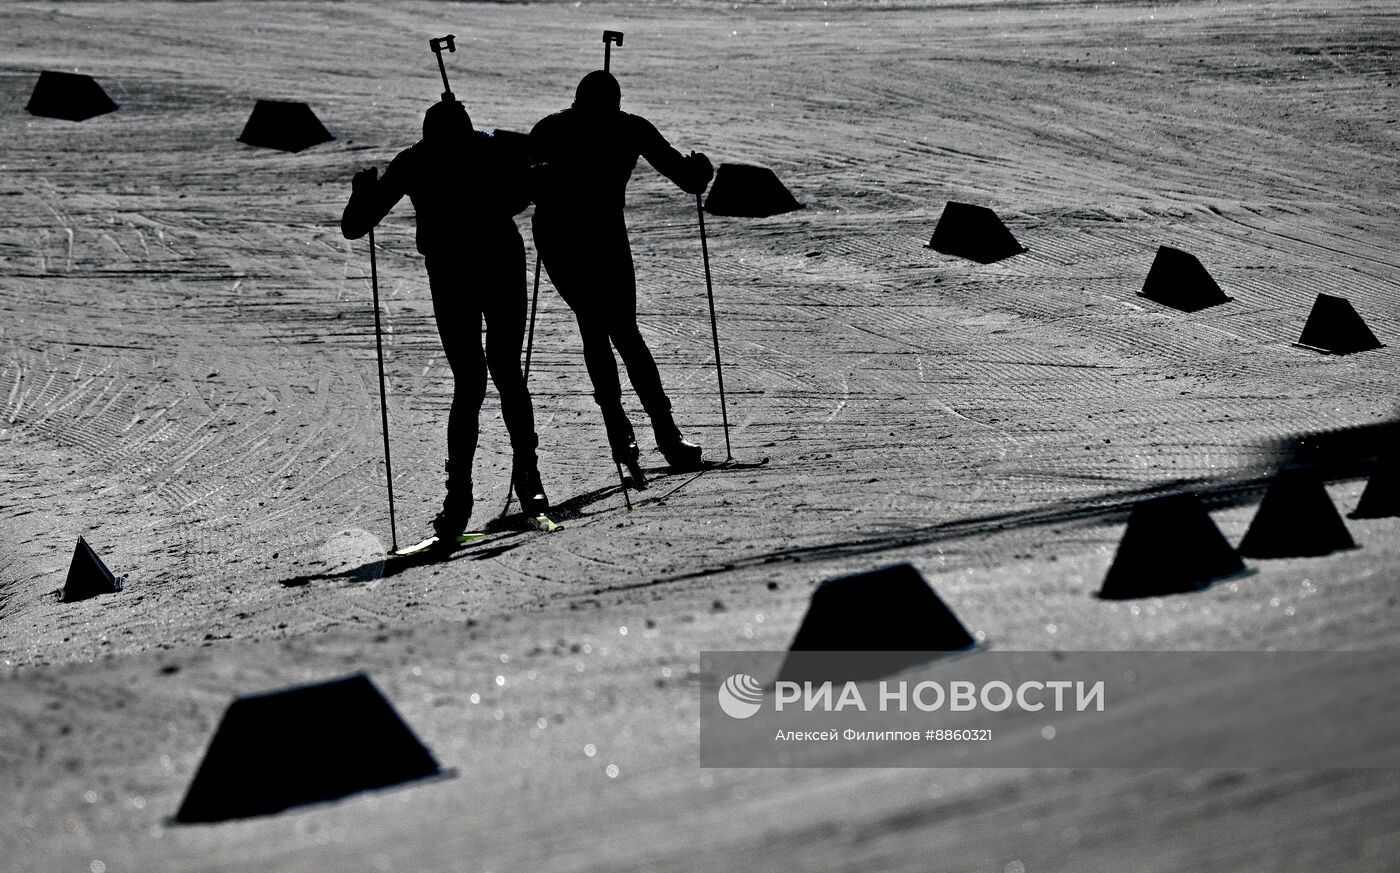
xmin=529 ymin=514 xmax=562 ymax=533
xmin=390 ymin=531 xmax=487 ymax=557
xmin=391 ymin=537 xmax=438 ymax=557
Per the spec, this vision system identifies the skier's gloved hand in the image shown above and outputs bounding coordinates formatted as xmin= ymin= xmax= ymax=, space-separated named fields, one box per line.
xmin=681 ymin=151 xmax=714 ymax=195
xmin=352 ymin=166 xmax=379 ymax=193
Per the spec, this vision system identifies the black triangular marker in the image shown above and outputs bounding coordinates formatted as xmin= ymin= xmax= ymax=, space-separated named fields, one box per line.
xmin=1239 ymin=468 xmax=1356 ymax=558
xmin=175 ymin=674 xmax=444 ymax=823
xmin=1351 ymin=451 xmax=1400 ymax=519
xmin=1138 ymin=245 xmax=1230 ymax=312
xmin=1294 ymin=294 xmax=1383 ymax=355
xmin=26 ymin=71 xmax=118 ymax=121
xmin=927 ymin=201 xmax=1025 ymax=264
xmin=59 ymin=537 xmax=123 ymax=603
xmin=704 ymin=163 xmax=803 ymax=218
xmin=778 ymin=563 xmax=976 ymax=682
xmin=238 ymin=100 xmax=334 ymax=153
xmin=1099 ymin=494 xmax=1247 ymax=599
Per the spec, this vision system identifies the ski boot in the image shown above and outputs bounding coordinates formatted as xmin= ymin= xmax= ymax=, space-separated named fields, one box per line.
xmin=658 ymin=435 xmax=704 ymax=471
xmin=603 ymin=406 xmax=648 ymax=490
xmin=432 ymin=493 xmax=472 ymax=543
xmin=432 ymin=464 xmax=473 ymax=543
xmin=651 ymin=411 xmax=704 ymax=471
xmin=512 ymin=464 xmax=550 ymax=517
xmin=614 ymin=436 xmax=648 ymax=490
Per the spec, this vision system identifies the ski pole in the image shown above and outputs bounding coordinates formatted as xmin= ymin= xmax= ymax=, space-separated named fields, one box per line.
xmin=501 ymin=256 xmax=544 ymax=519
xmin=603 ymin=30 xmax=623 ymax=72
xmin=602 ymin=28 xmax=634 ymax=512
xmin=368 ymin=228 xmax=399 ymax=552
xmin=696 ymin=192 xmax=733 ymax=461
xmin=429 ymin=35 xmax=456 ymax=98
xmin=616 ymin=462 xmax=633 ymax=511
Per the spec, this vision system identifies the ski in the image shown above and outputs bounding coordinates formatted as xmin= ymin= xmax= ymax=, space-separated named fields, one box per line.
xmin=617 ymin=456 xmax=770 ymax=493
xmin=527 ymin=512 xmax=562 ymax=533
xmin=661 ymin=456 xmax=771 ymax=475
xmin=390 ymin=511 xmax=562 ymax=558
xmin=701 ymin=456 xmax=770 ymax=471
xmin=391 ymin=531 xmax=488 ymax=558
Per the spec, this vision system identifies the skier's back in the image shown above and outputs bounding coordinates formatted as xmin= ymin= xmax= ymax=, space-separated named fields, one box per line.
xmin=342 ymin=96 xmax=549 ymax=539
xmin=530 ymin=71 xmax=714 ymax=484
xmin=532 ymin=106 xmax=690 ymax=216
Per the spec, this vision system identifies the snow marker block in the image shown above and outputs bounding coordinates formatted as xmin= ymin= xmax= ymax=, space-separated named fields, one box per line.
xmin=779 ymin=563 xmax=975 ymax=682
xmin=1294 ymin=293 xmax=1383 ymax=355
xmin=1099 ymin=494 xmax=1246 ymax=599
xmin=1351 ymin=450 xmax=1400 ymax=519
xmin=238 ymin=100 xmax=333 ymax=152
xmin=704 ymin=163 xmax=802 ymax=217
xmin=1138 ymin=245 xmax=1230 ymax=312
xmin=175 ymin=674 xmax=443 ymax=823
xmin=58 ymin=536 xmax=123 ymax=602
xmin=1238 ymin=468 xmax=1356 ymax=558
xmin=26 ymin=71 xmax=118 ymax=121
xmin=926 ymin=201 xmax=1025 ymax=264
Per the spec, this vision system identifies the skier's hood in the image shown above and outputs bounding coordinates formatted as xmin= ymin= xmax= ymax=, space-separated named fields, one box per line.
xmin=573 ymin=70 xmax=621 ymax=114
xmin=423 ymin=96 xmax=472 ymax=143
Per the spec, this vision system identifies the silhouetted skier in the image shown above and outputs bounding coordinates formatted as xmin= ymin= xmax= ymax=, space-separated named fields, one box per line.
xmin=342 ymin=96 xmax=549 ymax=539
xmin=530 ymin=70 xmax=714 ymax=486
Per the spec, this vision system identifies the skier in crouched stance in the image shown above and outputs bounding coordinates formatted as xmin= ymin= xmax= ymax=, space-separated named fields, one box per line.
xmin=530 ymin=70 xmax=714 ymax=487
xmin=342 ymin=95 xmax=549 ymax=540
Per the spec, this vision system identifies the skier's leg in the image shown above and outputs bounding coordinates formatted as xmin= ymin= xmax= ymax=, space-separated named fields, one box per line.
xmin=482 ymin=234 xmax=548 ymax=514
xmin=538 ymin=234 xmax=639 ymax=468
xmin=578 ymin=307 xmax=644 ymax=472
xmin=605 ymin=240 xmax=704 ymax=469
xmin=427 ymin=256 xmax=487 ymax=537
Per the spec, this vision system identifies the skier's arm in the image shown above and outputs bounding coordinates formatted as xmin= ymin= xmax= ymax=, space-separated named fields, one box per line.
xmin=340 ymin=154 xmax=409 ymax=240
xmin=634 ymin=116 xmax=713 ymax=195
xmin=495 ymin=137 xmax=531 ymax=217
xmin=527 ymin=116 xmax=561 ymax=207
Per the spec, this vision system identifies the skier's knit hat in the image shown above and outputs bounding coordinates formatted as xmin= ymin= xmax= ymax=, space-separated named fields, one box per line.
xmin=574 ymin=70 xmax=621 ymax=113
xmin=423 ymin=96 xmax=472 ymax=141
